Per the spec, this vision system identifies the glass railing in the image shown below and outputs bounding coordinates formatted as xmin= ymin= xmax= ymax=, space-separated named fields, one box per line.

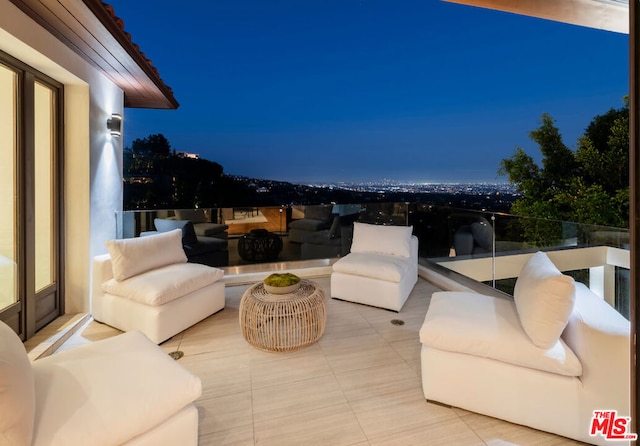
xmin=115 ymin=202 xmax=630 ymax=317
xmin=116 ymin=203 xmax=410 ymax=265
xmin=411 ymin=204 xmax=630 ymax=318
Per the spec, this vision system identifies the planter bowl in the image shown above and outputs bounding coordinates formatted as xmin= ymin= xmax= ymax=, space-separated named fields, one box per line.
xmin=263 ymin=282 xmax=301 ymax=294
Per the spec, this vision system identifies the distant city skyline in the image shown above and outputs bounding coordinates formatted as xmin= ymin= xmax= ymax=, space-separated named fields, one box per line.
xmin=109 ymin=0 xmax=628 ymax=184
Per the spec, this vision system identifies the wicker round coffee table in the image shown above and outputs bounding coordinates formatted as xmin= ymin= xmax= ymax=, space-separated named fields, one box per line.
xmin=239 ymin=280 xmax=327 ymax=352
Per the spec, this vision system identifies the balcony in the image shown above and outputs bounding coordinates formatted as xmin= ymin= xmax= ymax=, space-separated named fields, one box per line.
xmin=28 ymin=202 xmax=629 ymax=445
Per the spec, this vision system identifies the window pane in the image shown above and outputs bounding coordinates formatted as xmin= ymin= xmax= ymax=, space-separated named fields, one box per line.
xmin=34 ymin=81 xmax=55 ymax=292
xmin=0 ymin=64 xmax=17 ymax=309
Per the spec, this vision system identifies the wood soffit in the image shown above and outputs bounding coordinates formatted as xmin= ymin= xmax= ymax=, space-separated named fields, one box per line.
xmin=443 ymin=0 xmax=628 ymax=34
xmin=8 ymin=0 xmax=179 ymax=109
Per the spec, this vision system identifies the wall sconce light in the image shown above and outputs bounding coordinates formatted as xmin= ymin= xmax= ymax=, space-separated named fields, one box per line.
xmin=107 ymin=114 xmax=122 ymax=137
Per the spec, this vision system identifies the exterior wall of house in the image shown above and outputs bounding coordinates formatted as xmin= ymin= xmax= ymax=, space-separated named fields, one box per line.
xmin=0 ymin=0 xmax=124 ymax=313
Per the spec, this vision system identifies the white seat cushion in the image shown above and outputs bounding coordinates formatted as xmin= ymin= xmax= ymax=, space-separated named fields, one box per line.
xmin=32 ymin=331 xmax=202 ymax=446
xmin=420 ymin=292 xmax=582 ymax=377
xmin=332 ymin=252 xmax=411 ymax=283
xmin=102 ymin=263 xmax=223 ymax=306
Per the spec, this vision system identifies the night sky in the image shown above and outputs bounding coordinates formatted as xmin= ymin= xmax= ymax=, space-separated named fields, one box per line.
xmin=108 ymin=0 xmax=629 ymax=184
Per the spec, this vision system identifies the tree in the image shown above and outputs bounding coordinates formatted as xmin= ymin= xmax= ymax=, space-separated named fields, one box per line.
xmin=123 ymin=134 xmax=253 ymax=210
xmin=576 ymin=98 xmax=629 ymax=195
xmin=131 ymin=133 xmax=171 ymax=158
xmin=499 ymin=101 xmax=629 ymax=245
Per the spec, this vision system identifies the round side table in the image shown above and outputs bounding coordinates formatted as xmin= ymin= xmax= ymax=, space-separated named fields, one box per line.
xmin=239 ymin=280 xmax=327 ymax=352
xmin=238 ymin=229 xmax=283 ymax=262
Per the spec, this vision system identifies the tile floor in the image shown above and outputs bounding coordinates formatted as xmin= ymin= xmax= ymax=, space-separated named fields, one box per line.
xmin=55 ymin=277 xmax=587 ymax=446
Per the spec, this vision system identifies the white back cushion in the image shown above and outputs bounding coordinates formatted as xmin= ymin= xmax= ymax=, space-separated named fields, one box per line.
xmin=514 ymin=251 xmax=576 ymax=349
xmin=0 ymin=321 xmax=35 ymax=446
xmin=350 ymin=222 xmax=413 ymax=258
xmin=105 ymin=229 xmax=187 ymax=281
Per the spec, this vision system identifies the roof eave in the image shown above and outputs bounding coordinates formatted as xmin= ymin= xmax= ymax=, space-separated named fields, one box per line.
xmin=83 ymin=0 xmax=179 ymax=109
xmin=443 ymin=0 xmax=629 ymax=34
xmin=7 ymin=0 xmax=178 ymax=109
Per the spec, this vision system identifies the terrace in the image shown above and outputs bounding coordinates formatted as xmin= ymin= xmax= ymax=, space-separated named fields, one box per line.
xmin=26 ymin=203 xmax=629 ymax=445
xmin=1 ymin=0 xmax=636 ymax=444
xmin=43 ymin=277 xmax=586 ymax=446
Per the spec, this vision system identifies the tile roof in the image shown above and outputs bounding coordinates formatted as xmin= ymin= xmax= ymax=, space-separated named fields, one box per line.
xmin=101 ymin=2 xmax=175 ymax=101
xmin=7 ymin=0 xmax=179 ymax=109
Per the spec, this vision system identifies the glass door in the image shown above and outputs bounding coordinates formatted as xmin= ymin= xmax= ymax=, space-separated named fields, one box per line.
xmin=0 ymin=53 xmax=62 ymax=339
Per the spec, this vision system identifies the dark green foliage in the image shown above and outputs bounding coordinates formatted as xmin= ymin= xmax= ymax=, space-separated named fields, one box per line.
xmin=123 ymin=134 xmax=231 ymax=210
xmin=576 ymin=99 xmax=629 ymax=195
xmin=499 ymin=100 xmax=629 ymax=245
xmin=131 ymin=134 xmax=171 ymax=158
xmin=531 ymin=113 xmax=578 ymax=188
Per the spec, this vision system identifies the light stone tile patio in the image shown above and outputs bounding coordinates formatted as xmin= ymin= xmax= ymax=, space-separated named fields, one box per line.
xmin=55 ymin=276 xmax=588 ymax=445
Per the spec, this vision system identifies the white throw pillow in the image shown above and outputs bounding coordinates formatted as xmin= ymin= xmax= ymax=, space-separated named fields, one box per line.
xmin=514 ymin=251 xmax=576 ymax=349
xmin=0 ymin=321 xmax=35 ymax=446
xmin=350 ymin=222 xmax=413 ymax=258
xmin=105 ymin=229 xmax=188 ymax=281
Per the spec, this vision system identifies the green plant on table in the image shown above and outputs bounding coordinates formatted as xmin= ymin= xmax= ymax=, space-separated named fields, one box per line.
xmin=263 ymin=273 xmax=301 ymax=287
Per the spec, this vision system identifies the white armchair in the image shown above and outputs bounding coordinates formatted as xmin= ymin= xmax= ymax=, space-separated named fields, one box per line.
xmin=0 ymin=322 xmax=202 ymax=445
xmin=419 ymin=252 xmax=630 ymax=445
xmin=92 ymin=229 xmax=225 ymax=344
xmin=330 ymin=222 xmax=418 ymax=311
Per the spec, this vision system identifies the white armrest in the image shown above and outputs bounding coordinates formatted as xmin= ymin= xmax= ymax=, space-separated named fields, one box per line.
xmin=91 ymin=254 xmax=113 ymax=321
xmin=562 ymin=283 xmax=629 ymax=410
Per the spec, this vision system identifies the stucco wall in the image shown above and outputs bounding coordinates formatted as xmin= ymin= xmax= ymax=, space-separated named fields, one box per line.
xmin=0 ymin=0 xmax=124 ymax=313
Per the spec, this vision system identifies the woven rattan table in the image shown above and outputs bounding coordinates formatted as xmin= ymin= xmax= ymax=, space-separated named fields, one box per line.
xmin=239 ymin=280 xmax=327 ymax=352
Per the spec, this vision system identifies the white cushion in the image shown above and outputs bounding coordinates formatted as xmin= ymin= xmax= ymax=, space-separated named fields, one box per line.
xmin=350 ymin=222 xmax=413 ymax=258
xmin=332 ymin=252 xmax=411 ymax=283
xmin=0 ymin=321 xmax=35 ymax=446
xmin=105 ymin=229 xmax=187 ymax=281
xmin=102 ymin=263 xmax=223 ymax=306
xmin=420 ymin=292 xmax=582 ymax=377
xmin=514 ymin=251 xmax=576 ymax=349
xmin=32 ymin=331 xmax=202 ymax=446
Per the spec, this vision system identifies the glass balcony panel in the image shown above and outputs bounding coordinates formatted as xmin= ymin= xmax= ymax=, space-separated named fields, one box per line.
xmin=115 ymin=202 xmax=630 ymax=319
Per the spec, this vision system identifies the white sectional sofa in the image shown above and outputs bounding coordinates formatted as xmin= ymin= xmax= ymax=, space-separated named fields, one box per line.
xmin=420 ymin=251 xmax=631 ymax=446
xmin=92 ymin=229 xmax=225 ymax=344
xmin=331 ymin=222 xmax=418 ymax=312
xmin=0 ymin=322 xmax=202 ymax=446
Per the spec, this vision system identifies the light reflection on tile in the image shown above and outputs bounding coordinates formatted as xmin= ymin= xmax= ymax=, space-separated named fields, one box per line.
xmin=369 ymin=417 xmax=485 ymax=446
xmin=254 ymin=402 xmax=366 ymax=446
xmin=350 ymin=388 xmax=460 ymax=438
xmin=252 ymin=374 xmax=347 ymax=423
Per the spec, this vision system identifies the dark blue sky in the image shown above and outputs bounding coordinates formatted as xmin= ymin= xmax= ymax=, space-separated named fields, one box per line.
xmin=109 ymin=0 xmax=628 ymax=184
